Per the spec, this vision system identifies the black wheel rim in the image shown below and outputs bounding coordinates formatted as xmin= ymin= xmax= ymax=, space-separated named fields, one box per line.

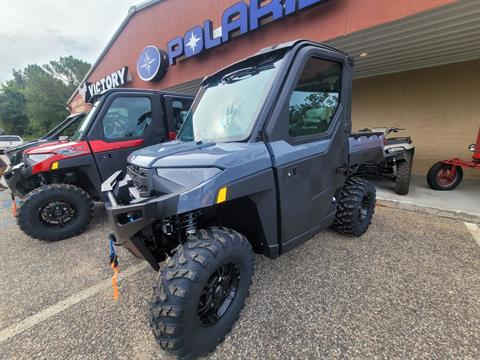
xmin=197 ymin=263 xmax=240 ymax=327
xmin=39 ymin=201 xmax=77 ymax=227
xmin=359 ymin=194 xmax=371 ymax=223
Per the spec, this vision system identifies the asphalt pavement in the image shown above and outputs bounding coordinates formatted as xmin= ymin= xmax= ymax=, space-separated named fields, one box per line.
xmin=0 ymin=188 xmax=479 ymax=360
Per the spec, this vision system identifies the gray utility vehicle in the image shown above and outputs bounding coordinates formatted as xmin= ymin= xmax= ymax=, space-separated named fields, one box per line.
xmin=103 ymin=40 xmax=384 ymax=359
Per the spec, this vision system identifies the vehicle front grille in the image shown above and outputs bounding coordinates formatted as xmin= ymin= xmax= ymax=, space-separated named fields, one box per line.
xmin=127 ymin=164 xmax=151 ymax=197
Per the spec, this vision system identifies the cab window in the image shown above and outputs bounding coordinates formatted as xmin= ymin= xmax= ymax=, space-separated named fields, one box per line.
xmin=288 ymin=58 xmax=342 ymax=138
xmin=103 ymin=97 xmax=152 ymax=140
xmin=171 ymin=99 xmax=192 ymax=131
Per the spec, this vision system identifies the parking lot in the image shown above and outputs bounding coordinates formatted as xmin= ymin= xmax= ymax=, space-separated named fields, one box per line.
xmin=1 ymin=187 xmax=479 ymax=360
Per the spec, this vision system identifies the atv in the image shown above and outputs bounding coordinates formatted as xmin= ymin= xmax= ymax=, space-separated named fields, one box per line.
xmin=356 ymin=127 xmax=415 ymax=195
xmin=103 ymin=40 xmax=384 ymax=359
xmin=4 ymin=89 xmax=193 ymax=241
xmin=427 ymin=126 xmax=480 ymax=190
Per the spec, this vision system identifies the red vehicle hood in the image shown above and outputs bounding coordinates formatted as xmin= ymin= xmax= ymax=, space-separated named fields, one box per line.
xmin=25 ymin=140 xmax=90 ymax=156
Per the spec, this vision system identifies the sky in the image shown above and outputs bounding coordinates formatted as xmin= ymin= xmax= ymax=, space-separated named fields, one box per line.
xmin=0 ymin=0 xmax=138 ymax=84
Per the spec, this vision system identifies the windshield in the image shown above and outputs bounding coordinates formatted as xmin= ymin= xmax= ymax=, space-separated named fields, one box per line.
xmin=178 ymin=54 xmax=284 ymax=143
xmin=59 ymin=115 xmax=84 ymax=138
xmin=70 ymin=102 xmax=99 ymax=141
xmin=42 ymin=115 xmax=84 ymax=140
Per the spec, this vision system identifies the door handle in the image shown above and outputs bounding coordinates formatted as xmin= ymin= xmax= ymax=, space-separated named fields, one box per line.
xmin=285 ymin=166 xmax=298 ymax=179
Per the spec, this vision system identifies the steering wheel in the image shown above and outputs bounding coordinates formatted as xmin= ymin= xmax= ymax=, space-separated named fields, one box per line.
xmin=103 ymin=112 xmax=129 ymax=139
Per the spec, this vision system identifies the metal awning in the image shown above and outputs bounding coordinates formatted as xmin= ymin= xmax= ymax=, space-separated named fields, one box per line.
xmin=326 ymin=0 xmax=480 ymax=79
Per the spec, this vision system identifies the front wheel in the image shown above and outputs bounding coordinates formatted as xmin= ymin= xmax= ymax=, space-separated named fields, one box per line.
xmin=150 ymin=227 xmax=254 ymax=359
xmin=394 ymin=161 xmax=412 ymax=195
xmin=17 ymin=184 xmax=94 ymax=241
xmin=427 ymin=162 xmax=463 ymax=190
xmin=333 ymin=177 xmax=376 ymax=237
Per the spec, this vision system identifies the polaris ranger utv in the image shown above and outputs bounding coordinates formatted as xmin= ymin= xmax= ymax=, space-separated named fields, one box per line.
xmin=103 ymin=40 xmax=384 ymax=359
xmin=4 ymin=89 xmax=193 ymax=241
xmin=5 ymin=112 xmax=86 ymax=167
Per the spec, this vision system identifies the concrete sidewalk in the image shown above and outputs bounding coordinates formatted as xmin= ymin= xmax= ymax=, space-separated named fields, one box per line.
xmin=374 ymin=175 xmax=480 ymax=222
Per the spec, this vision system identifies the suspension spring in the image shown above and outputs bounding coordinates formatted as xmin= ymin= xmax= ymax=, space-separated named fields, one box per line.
xmin=181 ymin=211 xmax=200 ymax=236
xmin=49 ymin=171 xmax=62 ymax=183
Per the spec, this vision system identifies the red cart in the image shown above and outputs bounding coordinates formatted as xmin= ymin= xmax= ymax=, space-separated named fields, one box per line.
xmin=427 ymin=127 xmax=480 ymax=190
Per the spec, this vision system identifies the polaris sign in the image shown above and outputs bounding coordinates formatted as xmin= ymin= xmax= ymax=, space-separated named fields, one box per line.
xmin=168 ymin=0 xmax=327 ymax=65
xmin=137 ymin=0 xmax=327 ymax=81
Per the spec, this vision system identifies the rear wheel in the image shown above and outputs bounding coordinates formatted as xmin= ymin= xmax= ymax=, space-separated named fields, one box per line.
xmin=394 ymin=161 xmax=412 ymax=195
xmin=333 ymin=177 xmax=376 ymax=236
xmin=150 ymin=227 xmax=254 ymax=359
xmin=427 ymin=162 xmax=463 ymax=190
xmin=17 ymin=184 xmax=94 ymax=241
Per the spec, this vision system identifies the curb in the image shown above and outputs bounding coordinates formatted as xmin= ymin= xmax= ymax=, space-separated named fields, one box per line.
xmin=377 ymin=198 xmax=480 ymax=223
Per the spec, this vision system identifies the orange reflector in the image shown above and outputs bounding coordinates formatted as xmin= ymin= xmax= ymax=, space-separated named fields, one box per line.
xmin=111 ymin=263 xmax=119 ymax=301
xmin=216 ymin=187 xmax=227 ymax=204
xmin=51 ymin=161 xmax=59 ymax=170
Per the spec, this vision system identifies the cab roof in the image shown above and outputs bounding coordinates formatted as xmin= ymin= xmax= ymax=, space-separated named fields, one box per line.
xmin=201 ymin=39 xmax=349 ymax=86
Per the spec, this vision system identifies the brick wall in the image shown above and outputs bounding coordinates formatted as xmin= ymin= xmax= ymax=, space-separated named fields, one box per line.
xmin=352 ymin=59 xmax=480 ymax=179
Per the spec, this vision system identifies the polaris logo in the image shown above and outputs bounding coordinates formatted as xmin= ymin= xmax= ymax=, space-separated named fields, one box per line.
xmin=168 ymin=0 xmax=327 ymax=66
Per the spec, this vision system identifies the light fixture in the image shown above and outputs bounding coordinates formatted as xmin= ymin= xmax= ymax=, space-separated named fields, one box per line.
xmin=359 ymin=52 xmax=369 ymax=58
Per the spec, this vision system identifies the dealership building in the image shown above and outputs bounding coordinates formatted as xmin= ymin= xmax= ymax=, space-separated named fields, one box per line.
xmin=67 ymin=0 xmax=480 ymax=179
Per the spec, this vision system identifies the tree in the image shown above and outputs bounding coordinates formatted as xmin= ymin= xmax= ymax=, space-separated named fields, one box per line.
xmin=0 ymin=56 xmax=90 ymax=137
xmin=23 ymin=56 xmax=90 ymax=135
xmin=0 ymin=70 xmax=29 ymax=135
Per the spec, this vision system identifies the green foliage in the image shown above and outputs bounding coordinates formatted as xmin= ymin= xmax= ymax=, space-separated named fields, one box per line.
xmin=0 ymin=56 xmax=90 ymax=137
xmin=0 ymin=71 xmax=28 ymax=135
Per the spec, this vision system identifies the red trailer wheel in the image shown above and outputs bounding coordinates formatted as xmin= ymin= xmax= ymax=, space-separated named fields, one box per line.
xmin=427 ymin=162 xmax=463 ymax=191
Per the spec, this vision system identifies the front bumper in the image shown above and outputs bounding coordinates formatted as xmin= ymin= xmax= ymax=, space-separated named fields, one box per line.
xmin=4 ymin=163 xmax=32 ymax=198
xmin=103 ymin=171 xmax=180 ymax=269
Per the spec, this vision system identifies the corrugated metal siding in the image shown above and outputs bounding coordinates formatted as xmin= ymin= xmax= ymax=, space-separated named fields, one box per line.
xmin=165 ymin=78 xmax=203 ymax=96
xmin=327 ymin=0 xmax=480 ymax=78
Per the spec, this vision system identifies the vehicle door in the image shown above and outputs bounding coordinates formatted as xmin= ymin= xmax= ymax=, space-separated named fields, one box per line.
xmin=87 ymin=92 xmax=164 ymax=181
xmin=163 ymin=95 xmax=194 ymax=138
xmin=266 ymin=48 xmax=352 ymax=252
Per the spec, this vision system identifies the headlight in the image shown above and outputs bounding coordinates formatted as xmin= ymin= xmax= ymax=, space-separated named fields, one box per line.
xmin=387 ymin=147 xmax=405 ymax=153
xmin=27 ymin=153 xmax=55 ymax=163
xmin=156 ymin=167 xmax=221 ymax=187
